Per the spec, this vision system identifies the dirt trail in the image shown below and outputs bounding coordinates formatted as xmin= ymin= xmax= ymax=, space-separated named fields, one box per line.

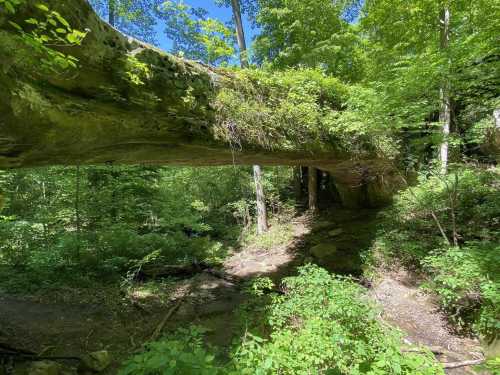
xmin=371 ymin=270 xmax=485 ymax=375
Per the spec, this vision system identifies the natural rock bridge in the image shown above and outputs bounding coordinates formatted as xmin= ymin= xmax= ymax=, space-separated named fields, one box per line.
xmin=0 ymin=0 xmax=398 ymax=206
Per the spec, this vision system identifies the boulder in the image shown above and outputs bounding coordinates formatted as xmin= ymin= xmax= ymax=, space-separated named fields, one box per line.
xmin=29 ymin=361 xmax=62 ymax=375
xmin=80 ymin=351 xmax=111 ymax=373
xmin=310 ymin=243 xmax=337 ymax=260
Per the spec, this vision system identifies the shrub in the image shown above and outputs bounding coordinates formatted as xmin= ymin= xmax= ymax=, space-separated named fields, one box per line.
xmin=233 ymin=265 xmax=442 ymax=374
xmin=119 ymin=327 xmax=223 ymax=375
xmin=422 ymin=242 xmax=500 ymax=337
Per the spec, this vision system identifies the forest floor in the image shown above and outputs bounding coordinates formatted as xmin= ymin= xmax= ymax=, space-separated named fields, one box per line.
xmin=0 ymin=208 xmax=488 ymax=374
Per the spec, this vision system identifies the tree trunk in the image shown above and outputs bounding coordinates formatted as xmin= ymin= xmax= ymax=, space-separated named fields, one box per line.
xmin=108 ymin=0 xmax=116 ymax=27
xmin=293 ymin=166 xmax=303 ymax=202
xmin=41 ymin=181 xmax=49 ymax=250
xmin=253 ymin=165 xmax=268 ymax=234
xmin=439 ymin=6 xmax=451 ymax=174
xmin=230 ymin=0 xmax=268 ymax=234
xmin=308 ymin=167 xmax=318 ymax=213
xmin=231 ymin=0 xmax=248 ymax=68
xmin=253 ymin=167 xmax=268 ymax=233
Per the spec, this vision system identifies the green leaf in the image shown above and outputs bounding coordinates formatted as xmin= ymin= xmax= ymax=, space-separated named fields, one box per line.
xmin=35 ymin=3 xmax=49 ymax=12
xmin=53 ymin=12 xmax=70 ymax=28
xmin=4 ymin=1 xmax=15 ymax=13
xmin=8 ymin=21 xmax=22 ymax=31
xmin=25 ymin=18 xmax=39 ymax=25
xmin=66 ymin=33 xmax=78 ymax=44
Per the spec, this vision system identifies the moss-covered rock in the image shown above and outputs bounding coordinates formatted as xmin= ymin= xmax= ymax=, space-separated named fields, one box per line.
xmin=80 ymin=350 xmax=111 ymax=372
xmin=311 ymin=243 xmax=337 ymax=260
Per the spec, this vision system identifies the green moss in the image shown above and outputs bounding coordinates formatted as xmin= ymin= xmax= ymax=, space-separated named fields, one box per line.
xmin=11 ymin=83 xmax=50 ymax=115
xmin=212 ymin=68 xmax=399 ymax=161
xmin=213 ymin=68 xmax=348 ymax=153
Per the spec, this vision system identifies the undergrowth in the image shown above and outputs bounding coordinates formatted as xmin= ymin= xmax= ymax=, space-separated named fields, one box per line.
xmin=120 ymin=265 xmax=443 ymax=374
xmin=240 ymin=218 xmax=295 ymax=251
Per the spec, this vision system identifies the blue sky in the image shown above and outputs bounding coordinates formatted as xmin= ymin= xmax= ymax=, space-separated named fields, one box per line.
xmin=154 ymin=1 xmax=257 ymax=52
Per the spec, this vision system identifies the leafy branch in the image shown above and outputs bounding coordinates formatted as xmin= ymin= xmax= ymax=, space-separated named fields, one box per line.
xmin=4 ymin=1 xmax=87 ymax=73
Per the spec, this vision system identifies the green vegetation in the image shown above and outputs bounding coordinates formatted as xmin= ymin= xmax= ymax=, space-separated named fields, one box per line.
xmin=366 ymin=167 xmax=500 ymax=338
xmin=159 ymin=0 xmax=235 ymax=65
xmin=119 ymin=265 xmax=443 ymax=374
xmin=0 ymin=166 xmax=294 ymax=291
xmin=119 ymin=326 xmax=222 ymax=375
xmin=254 ymin=0 xmax=366 ymax=81
xmin=0 ymin=0 xmax=499 ymax=374
xmin=2 ymin=0 xmax=87 ymax=72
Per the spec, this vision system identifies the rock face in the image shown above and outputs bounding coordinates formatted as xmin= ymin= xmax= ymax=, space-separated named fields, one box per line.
xmin=0 ymin=0 xmax=327 ymax=167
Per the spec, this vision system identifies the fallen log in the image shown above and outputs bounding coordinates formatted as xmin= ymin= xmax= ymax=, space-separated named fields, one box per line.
xmin=0 ymin=351 xmax=80 ymax=362
xmin=149 ymin=298 xmax=186 ymax=342
xmin=150 ymin=281 xmax=196 ymax=342
xmin=0 ymin=343 xmax=35 ymax=355
xmin=401 ymin=345 xmax=485 ymax=369
xmin=442 ymin=359 xmax=484 ymax=369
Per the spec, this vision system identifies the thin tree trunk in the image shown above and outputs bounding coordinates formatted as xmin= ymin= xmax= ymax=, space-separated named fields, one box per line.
xmin=253 ymin=165 xmax=268 ymax=234
xmin=108 ymin=0 xmax=116 ymax=27
xmin=230 ymin=0 xmax=269 ymax=233
xmin=231 ymin=0 xmax=248 ymax=68
xmin=439 ymin=6 xmax=451 ymax=174
xmin=41 ymin=181 xmax=49 ymax=251
xmin=443 ymin=172 xmax=459 ymax=247
xmin=308 ymin=167 xmax=318 ymax=213
xmin=293 ymin=166 xmax=303 ymax=202
xmin=75 ymin=165 xmax=81 ymax=261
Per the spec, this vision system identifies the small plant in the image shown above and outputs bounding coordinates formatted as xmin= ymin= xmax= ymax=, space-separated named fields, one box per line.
xmin=241 ymin=220 xmax=294 ymax=251
xmin=244 ymin=277 xmax=274 ymax=297
xmin=119 ymin=326 xmax=223 ymax=375
xmin=120 ymin=265 xmax=443 ymax=374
